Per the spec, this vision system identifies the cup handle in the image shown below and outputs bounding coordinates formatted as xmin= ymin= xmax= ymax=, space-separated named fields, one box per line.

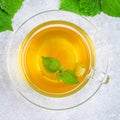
xmin=90 ymin=69 xmax=110 ymax=84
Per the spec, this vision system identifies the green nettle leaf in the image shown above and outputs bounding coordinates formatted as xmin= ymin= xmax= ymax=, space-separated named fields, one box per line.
xmin=0 ymin=10 xmax=12 ymax=32
xmin=42 ymin=56 xmax=79 ymax=84
xmin=42 ymin=56 xmax=61 ymax=73
xmin=0 ymin=0 xmax=24 ymax=32
xmin=79 ymin=0 xmax=102 ymax=16
xmin=60 ymin=0 xmax=102 ymax=16
xmin=60 ymin=0 xmax=80 ymax=14
xmin=0 ymin=0 xmax=24 ymax=16
xmin=101 ymin=0 xmax=120 ymax=17
xmin=57 ymin=70 xmax=79 ymax=84
xmin=59 ymin=0 xmax=120 ymax=17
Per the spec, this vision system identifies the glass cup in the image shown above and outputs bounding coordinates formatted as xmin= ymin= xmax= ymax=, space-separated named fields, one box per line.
xmin=7 ymin=10 xmax=109 ymax=110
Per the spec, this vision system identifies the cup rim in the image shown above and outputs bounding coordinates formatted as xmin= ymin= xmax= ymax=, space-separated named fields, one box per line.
xmin=15 ymin=10 xmax=97 ymax=34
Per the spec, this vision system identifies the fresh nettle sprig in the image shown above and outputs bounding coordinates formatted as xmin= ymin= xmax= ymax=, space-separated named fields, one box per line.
xmin=0 ymin=0 xmax=24 ymax=32
xmin=0 ymin=0 xmax=120 ymax=32
xmin=60 ymin=0 xmax=120 ymax=17
xmin=42 ymin=56 xmax=79 ymax=84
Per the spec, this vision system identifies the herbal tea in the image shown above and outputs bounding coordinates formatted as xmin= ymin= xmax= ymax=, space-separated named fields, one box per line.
xmin=19 ymin=21 xmax=96 ymax=97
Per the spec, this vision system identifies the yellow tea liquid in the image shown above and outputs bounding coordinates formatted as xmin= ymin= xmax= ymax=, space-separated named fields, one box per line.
xmin=19 ymin=21 xmax=95 ymax=97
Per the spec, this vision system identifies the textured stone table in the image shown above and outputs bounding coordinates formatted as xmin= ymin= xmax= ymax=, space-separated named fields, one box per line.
xmin=0 ymin=0 xmax=120 ymax=120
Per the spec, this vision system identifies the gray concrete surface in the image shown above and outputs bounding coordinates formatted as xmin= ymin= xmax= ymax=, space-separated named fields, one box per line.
xmin=0 ymin=0 xmax=120 ymax=120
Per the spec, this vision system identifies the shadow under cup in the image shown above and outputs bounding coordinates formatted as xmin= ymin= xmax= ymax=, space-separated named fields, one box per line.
xmin=8 ymin=10 xmax=109 ymax=110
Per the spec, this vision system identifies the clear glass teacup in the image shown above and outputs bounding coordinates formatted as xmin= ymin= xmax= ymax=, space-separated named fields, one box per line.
xmin=7 ymin=10 xmax=109 ymax=110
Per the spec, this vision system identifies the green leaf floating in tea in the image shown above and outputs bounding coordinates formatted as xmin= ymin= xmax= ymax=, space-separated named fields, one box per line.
xmin=41 ymin=56 xmax=79 ymax=84
xmin=57 ymin=70 xmax=79 ymax=84
xmin=42 ymin=56 xmax=61 ymax=73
